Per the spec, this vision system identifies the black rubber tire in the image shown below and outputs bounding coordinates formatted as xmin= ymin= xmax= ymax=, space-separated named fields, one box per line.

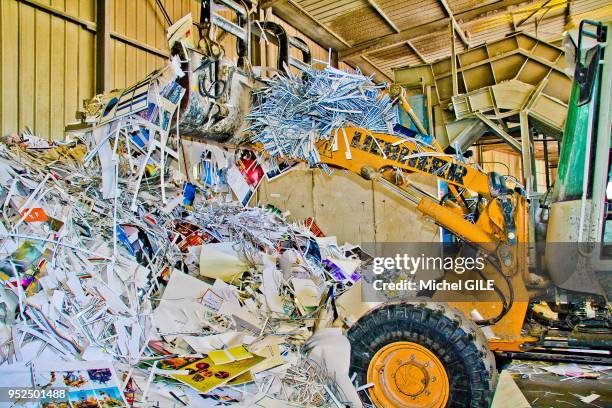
xmin=348 ymin=302 xmax=498 ymax=408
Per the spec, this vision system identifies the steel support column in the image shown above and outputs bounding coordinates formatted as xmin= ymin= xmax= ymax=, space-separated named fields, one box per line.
xmin=96 ymin=0 xmax=111 ymax=94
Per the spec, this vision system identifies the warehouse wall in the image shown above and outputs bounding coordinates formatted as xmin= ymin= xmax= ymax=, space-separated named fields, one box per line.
xmin=480 ymin=150 xmax=550 ymax=194
xmin=0 ymin=0 xmax=352 ymax=139
xmin=109 ymin=0 xmax=170 ymax=90
xmin=0 ymin=0 xmax=96 ymax=139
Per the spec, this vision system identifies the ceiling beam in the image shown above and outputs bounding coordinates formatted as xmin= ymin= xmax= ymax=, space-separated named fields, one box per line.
xmin=406 ymin=40 xmax=427 ymax=63
xmin=260 ymin=0 xmax=284 ymax=7
xmin=475 ymin=113 xmax=522 ymax=152
xmin=339 ymin=0 xmax=538 ymax=61
xmin=268 ymin=0 xmax=350 ymax=50
xmin=367 ymin=0 xmax=400 ymax=33
xmin=515 ymin=0 xmax=553 ymax=28
xmin=438 ymin=0 xmax=470 ymax=47
xmin=360 ymin=56 xmax=393 ymax=82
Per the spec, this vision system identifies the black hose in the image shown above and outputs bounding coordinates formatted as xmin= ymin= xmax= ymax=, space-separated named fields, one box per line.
xmin=472 ymin=253 xmax=514 ymax=326
xmin=196 ymin=59 xmax=227 ymax=100
xmin=199 ymin=78 xmax=227 ymax=99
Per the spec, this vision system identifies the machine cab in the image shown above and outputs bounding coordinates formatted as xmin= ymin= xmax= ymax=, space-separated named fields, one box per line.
xmin=546 ymin=19 xmax=612 ymax=297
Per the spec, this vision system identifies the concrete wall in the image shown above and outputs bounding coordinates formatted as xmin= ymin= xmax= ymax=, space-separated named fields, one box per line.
xmin=257 ymin=168 xmax=439 ymax=245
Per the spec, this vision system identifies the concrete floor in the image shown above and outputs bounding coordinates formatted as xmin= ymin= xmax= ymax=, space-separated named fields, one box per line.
xmin=505 ymin=361 xmax=612 ymax=408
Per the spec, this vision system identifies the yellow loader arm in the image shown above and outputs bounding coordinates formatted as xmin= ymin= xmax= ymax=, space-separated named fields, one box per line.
xmin=316 ymin=127 xmax=526 ymax=252
xmin=313 ymin=126 xmax=532 ymax=346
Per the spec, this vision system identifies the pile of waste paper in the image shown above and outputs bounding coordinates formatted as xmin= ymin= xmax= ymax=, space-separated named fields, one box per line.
xmin=0 ymin=128 xmax=368 ymax=406
xmin=0 ymin=47 xmax=376 ymax=408
xmin=247 ymin=66 xmax=398 ymax=165
xmin=0 ymin=18 xmax=389 ymax=405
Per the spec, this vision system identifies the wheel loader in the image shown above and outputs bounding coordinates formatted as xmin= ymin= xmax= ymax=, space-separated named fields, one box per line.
xmin=88 ymin=2 xmax=612 ymax=404
xmin=185 ymin=10 xmax=611 ymax=406
xmin=316 ymin=20 xmax=612 ymax=407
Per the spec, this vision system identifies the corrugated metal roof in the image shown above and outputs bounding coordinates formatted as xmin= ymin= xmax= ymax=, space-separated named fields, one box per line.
xmin=520 ymin=14 xmax=568 ymax=42
xmin=572 ymin=0 xmax=612 ymax=20
xmin=447 ymin=0 xmax=499 ymax=15
xmin=327 ymin=5 xmax=395 ymax=44
xmin=276 ymin=0 xmax=612 ymax=78
xmin=377 ymin=0 xmax=446 ymax=31
xmin=368 ymin=43 xmax=423 ymax=77
xmin=297 ymin=0 xmax=365 ymax=24
xmin=572 ymin=0 xmax=610 ymax=15
xmin=411 ymin=32 xmax=466 ymax=62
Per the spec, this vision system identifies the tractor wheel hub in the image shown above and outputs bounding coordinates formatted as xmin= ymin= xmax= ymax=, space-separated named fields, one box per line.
xmin=367 ymin=341 xmax=449 ymax=408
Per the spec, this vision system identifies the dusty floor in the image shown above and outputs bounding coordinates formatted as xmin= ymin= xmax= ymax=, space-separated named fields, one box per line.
xmin=506 ymin=361 xmax=611 ymax=407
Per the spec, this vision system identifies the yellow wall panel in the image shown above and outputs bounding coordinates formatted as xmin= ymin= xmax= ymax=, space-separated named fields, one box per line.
xmin=1 ymin=0 xmax=351 ymax=140
xmin=79 ymin=0 xmax=94 ymax=21
xmin=125 ymin=43 xmax=137 ymax=86
xmin=114 ymin=0 xmax=126 ymax=36
xmin=64 ymin=20 xmax=80 ymax=123
xmin=109 ymin=0 xmax=171 ymax=89
xmin=19 ymin=3 xmax=36 ymax=133
xmin=0 ymin=0 xmax=95 ymax=138
xmin=146 ymin=0 xmax=157 ymax=49
xmin=50 ymin=14 xmax=66 ymax=137
xmin=125 ymin=0 xmax=136 ymax=41
xmin=135 ymin=0 xmax=147 ymax=44
xmin=36 ymin=9 xmax=52 ymax=138
xmin=0 ymin=0 xmax=20 ymax=136
xmin=114 ymin=39 xmax=126 ymax=89
xmin=78 ymin=29 xmax=95 ymax=103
